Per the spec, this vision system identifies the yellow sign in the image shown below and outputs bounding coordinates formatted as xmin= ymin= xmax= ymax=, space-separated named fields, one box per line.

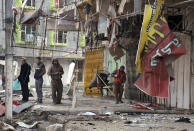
xmin=136 ymin=0 xmax=165 ymax=73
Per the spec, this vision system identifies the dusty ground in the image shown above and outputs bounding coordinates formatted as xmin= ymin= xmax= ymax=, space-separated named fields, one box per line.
xmin=1 ymin=87 xmax=194 ymax=131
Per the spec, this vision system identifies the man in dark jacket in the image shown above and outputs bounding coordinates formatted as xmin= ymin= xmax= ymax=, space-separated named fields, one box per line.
xmin=112 ymin=66 xmax=126 ymax=104
xmin=18 ymin=57 xmax=31 ymax=102
xmin=34 ymin=57 xmax=46 ymax=103
xmin=48 ymin=59 xmax=64 ymax=104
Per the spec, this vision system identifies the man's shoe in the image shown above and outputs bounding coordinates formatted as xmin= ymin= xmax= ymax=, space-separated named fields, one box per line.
xmin=120 ymin=100 xmax=124 ymax=103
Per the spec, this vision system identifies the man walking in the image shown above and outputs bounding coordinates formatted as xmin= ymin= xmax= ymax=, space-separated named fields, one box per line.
xmin=48 ymin=59 xmax=64 ymax=104
xmin=34 ymin=57 xmax=46 ymax=103
xmin=18 ymin=57 xmax=31 ymax=102
xmin=112 ymin=66 xmax=126 ymax=104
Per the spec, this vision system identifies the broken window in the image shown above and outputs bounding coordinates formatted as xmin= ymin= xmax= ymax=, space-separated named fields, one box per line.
xmin=21 ymin=25 xmax=36 ymax=42
xmin=55 ymin=31 xmax=67 ymax=44
xmin=167 ymin=15 xmax=183 ymax=31
xmin=166 ymin=7 xmax=184 ymax=31
xmin=22 ymin=0 xmax=35 ymax=7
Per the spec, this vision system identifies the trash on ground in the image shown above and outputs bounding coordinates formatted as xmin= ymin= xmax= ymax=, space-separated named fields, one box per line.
xmin=124 ymin=121 xmax=133 ymax=125
xmin=88 ymin=122 xmax=95 ymax=126
xmin=16 ymin=121 xmax=39 ymax=129
xmin=131 ymin=102 xmax=157 ymax=110
xmin=0 ymin=122 xmax=15 ymax=131
xmin=78 ymin=112 xmax=96 ymax=116
xmin=46 ymin=123 xmax=64 ymax=131
xmin=141 ymin=113 xmax=153 ymax=117
xmin=13 ymin=101 xmax=34 ymax=113
xmin=125 ymin=123 xmax=147 ymax=128
xmin=175 ymin=117 xmax=191 ymax=123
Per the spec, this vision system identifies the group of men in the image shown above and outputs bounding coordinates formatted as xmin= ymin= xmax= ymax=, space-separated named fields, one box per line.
xmin=18 ymin=56 xmax=126 ymax=105
xmin=18 ymin=57 xmax=64 ymax=104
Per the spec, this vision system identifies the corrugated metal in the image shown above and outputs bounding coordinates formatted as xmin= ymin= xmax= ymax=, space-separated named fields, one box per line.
xmin=84 ymin=48 xmax=104 ymax=96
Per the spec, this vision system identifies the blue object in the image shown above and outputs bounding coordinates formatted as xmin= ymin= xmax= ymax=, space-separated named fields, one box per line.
xmin=13 ymin=79 xmax=21 ymax=91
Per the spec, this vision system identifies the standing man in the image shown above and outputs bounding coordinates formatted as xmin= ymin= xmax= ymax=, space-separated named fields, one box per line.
xmin=18 ymin=57 xmax=31 ymax=102
xmin=34 ymin=57 xmax=46 ymax=103
xmin=112 ymin=66 xmax=126 ymax=104
xmin=48 ymin=59 xmax=64 ymax=104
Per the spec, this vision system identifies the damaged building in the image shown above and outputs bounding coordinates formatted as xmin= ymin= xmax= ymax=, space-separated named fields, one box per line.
xmin=58 ymin=0 xmax=194 ymax=109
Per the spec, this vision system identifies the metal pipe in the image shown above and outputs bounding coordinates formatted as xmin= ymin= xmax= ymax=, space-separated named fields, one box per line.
xmin=168 ymin=0 xmax=194 ymax=7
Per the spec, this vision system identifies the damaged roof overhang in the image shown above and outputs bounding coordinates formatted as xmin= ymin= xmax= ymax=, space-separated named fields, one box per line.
xmin=167 ymin=0 xmax=194 ymax=8
xmin=21 ymin=9 xmax=44 ymax=25
xmin=58 ymin=9 xmax=77 ymax=26
xmin=47 ymin=9 xmax=78 ymax=31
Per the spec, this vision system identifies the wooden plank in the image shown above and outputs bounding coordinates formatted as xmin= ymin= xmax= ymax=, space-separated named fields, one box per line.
xmin=177 ymin=54 xmax=184 ymax=108
xmin=171 ymin=60 xmax=178 ymax=107
xmin=191 ymin=35 xmax=194 ymax=109
xmin=169 ymin=80 xmax=175 ymax=107
xmin=183 ymin=35 xmax=191 ymax=109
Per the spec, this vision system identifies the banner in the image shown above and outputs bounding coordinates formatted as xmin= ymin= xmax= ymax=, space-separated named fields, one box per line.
xmin=135 ymin=17 xmax=186 ymax=97
xmin=136 ymin=0 xmax=165 ymax=73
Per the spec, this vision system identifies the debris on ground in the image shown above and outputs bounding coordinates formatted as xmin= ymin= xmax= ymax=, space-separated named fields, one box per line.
xmin=87 ymin=122 xmax=95 ymax=126
xmin=13 ymin=101 xmax=34 ymax=113
xmin=131 ymin=102 xmax=157 ymax=111
xmin=46 ymin=123 xmax=64 ymax=131
xmin=124 ymin=121 xmax=133 ymax=125
xmin=16 ymin=121 xmax=40 ymax=129
xmin=0 ymin=122 xmax=15 ymax=131
xmin=175 ymin=117 xmax=191 ymax=123
xmin=78 ymin=112 xmax=96 ymax=116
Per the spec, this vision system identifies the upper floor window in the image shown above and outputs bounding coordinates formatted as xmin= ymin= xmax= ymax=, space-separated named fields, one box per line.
xmin=55 ymin=31 xmax=67 ymax=43
xmin=55 ymin=0 xmax=81 ymax=8
xmin=21 ymin=25 xmax=36 ymax=42
xmin=22 ymin=0 xmax=35 ymax=7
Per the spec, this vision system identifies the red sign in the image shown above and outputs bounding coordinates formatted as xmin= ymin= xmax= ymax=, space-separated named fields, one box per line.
xmin=135 ymin=17 xmax=186 ymax=97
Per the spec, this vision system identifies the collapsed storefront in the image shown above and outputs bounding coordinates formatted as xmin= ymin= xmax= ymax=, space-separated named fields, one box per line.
xmin=71 ymin=0 xmax=194 ymax=109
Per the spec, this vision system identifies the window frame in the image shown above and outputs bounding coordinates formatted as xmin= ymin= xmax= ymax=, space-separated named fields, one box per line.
xmin=56 ymin=30 xmax=67 ymax=44
xmin=20 ymin=25 xmax=36 ymax=42
xmin=49 ymin=30 xmax=68 ymax=46
xmin=22 ymin=0 xmax=35 ymax=7
xmin=16 ymin=0 xmax=36 ymax=10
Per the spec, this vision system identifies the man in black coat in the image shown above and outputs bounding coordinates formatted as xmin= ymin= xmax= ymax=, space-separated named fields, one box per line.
xmin=18 ymin=57 xmax=31 ymax=102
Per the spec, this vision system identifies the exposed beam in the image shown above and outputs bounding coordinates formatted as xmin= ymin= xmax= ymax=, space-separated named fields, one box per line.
xmin=168 ymin=0 xmax=194 ymax=7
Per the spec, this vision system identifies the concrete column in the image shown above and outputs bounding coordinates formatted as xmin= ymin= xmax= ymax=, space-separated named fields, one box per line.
xmin=5 ymin=0 xmax=13 ymax=120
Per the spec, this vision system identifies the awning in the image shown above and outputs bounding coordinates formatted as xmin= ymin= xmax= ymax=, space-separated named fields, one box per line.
xmin=58 ymin=9 xmax=77 ymax=26
xmin=21 ymin=9 xmax=44 ymax=25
